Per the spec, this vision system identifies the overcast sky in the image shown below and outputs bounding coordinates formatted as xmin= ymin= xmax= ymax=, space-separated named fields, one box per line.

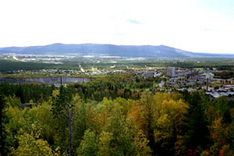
xmin=0 ymin=0 xmax=234 ymax=53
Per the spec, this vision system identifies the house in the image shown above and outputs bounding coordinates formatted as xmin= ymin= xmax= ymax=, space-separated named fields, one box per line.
xmin=142 ymin=72 xmax=155 ymax=78
xmin=216 ymin=79 xmax=234 ymax=84
xmin=206 ymin=91 xmax=234 ymax=99
xmin=158 ymin=81 xmax=165 ymax=88
xmin=206 ymin=92 xmax=220 ymax=98
xmin=205 ymin=73 xmax=214 ymax=80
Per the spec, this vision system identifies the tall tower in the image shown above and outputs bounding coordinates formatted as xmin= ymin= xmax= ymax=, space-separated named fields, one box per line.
xmin=60 ymin=76 xmax=63 ymax=85
xmin=167 ymin=67 xmax=175 ymax=77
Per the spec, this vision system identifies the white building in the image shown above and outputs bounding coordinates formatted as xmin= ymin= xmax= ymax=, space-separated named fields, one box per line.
xmin=205 ymin=73 xmax=214 ymax=80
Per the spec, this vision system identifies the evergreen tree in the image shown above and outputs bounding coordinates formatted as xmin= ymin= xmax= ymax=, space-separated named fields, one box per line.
xmin=182 ymin=92 xmax=211 ymax=154
xmin=0 ymin=92 xmax=7 ymax=155
xmin=52 ymin=86 xmax=75 ymax=156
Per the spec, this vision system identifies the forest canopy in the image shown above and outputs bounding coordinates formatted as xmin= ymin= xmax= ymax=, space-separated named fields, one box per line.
xmin=0 ymin=75 xmax=234 ymax=156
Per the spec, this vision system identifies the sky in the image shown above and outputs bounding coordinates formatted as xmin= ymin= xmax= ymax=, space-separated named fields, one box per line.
xmin=0 ymin=0 xmax=234 ymax=53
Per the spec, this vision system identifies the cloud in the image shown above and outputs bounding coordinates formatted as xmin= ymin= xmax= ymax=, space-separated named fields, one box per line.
xmin=200 ymin=28 xmax=220 ymax=31
xmin=126 ymin=19 xmax=142 ymax=24
xmin=115 ymin=33 xmax=125 ymax=36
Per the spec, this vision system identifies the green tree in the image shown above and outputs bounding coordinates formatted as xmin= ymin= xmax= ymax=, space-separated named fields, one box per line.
xmin=103 ymin=99 xmax=135 ymax=156
xmin=182 ymin=92 xmax=211 ymax=154
xmin=52 ymin=86 xmax=76 ymax=156
xmin=25 ymin=103 xmax=58 ymax=146
xmin=73 ymin=99 xmax=86 ymax=149
xmin=132 ymin=130 xmax=152 ymax=156
xmin=98 ymin=131 xmax=113 ymax=156
xmin=5 ymin=95 xmax=21 ymax=107
xmin=12 ymin=125 xmax=60 ymax=156
xmin=139 ymin=91 xmax=155 ymax=154
xmin=0 ymin=92 xmax=7 ymax=155
xmin=78 ymin=129 xmax=98 ymax=156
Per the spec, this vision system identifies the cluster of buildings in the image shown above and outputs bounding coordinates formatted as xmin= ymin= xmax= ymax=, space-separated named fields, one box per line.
xmin=205 ymin=85 xmax=234 ymax=99
xmin=165 ymin=67 xmax=234 ymax=99
xmin=141 ymin=71 xmax=163 ymax=78
xmin=167 ymin=67 xmax=201 ymax=78
xmin=3 ymin=63 xmax=234 ymax=100
xmin=166 ymin=67 xmax=212 ymax=88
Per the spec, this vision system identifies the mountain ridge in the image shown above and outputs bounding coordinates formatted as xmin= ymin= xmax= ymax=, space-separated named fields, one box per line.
xmin=0 ymin=43 xmax=233 ymax=58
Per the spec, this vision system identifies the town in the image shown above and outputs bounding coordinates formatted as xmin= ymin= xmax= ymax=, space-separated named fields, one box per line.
xmin=1 ymin=61 xmax=234 ymax=99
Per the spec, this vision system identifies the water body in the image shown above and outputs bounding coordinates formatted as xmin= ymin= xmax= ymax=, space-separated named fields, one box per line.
xmin=0 ymin=77 xmax=91 ymax=84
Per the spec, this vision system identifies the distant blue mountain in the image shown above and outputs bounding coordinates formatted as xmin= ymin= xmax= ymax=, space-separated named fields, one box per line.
xmin=0 ymin=43 xmax=233 ymax=58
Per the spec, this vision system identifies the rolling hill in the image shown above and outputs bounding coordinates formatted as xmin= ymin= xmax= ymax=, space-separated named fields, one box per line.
xmin=0 ymin=43 xmax=233 ymax=58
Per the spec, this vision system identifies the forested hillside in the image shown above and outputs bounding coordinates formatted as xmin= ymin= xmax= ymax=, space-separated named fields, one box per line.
xmin=1 ymin=74 xmax=234 ymax=156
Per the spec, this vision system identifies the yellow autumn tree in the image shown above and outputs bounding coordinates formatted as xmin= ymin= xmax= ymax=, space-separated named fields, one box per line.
xmin=154 ymin=99 xmax=188 ymax=156
xmin=11 ymin=125 xmax=60 ymax=156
